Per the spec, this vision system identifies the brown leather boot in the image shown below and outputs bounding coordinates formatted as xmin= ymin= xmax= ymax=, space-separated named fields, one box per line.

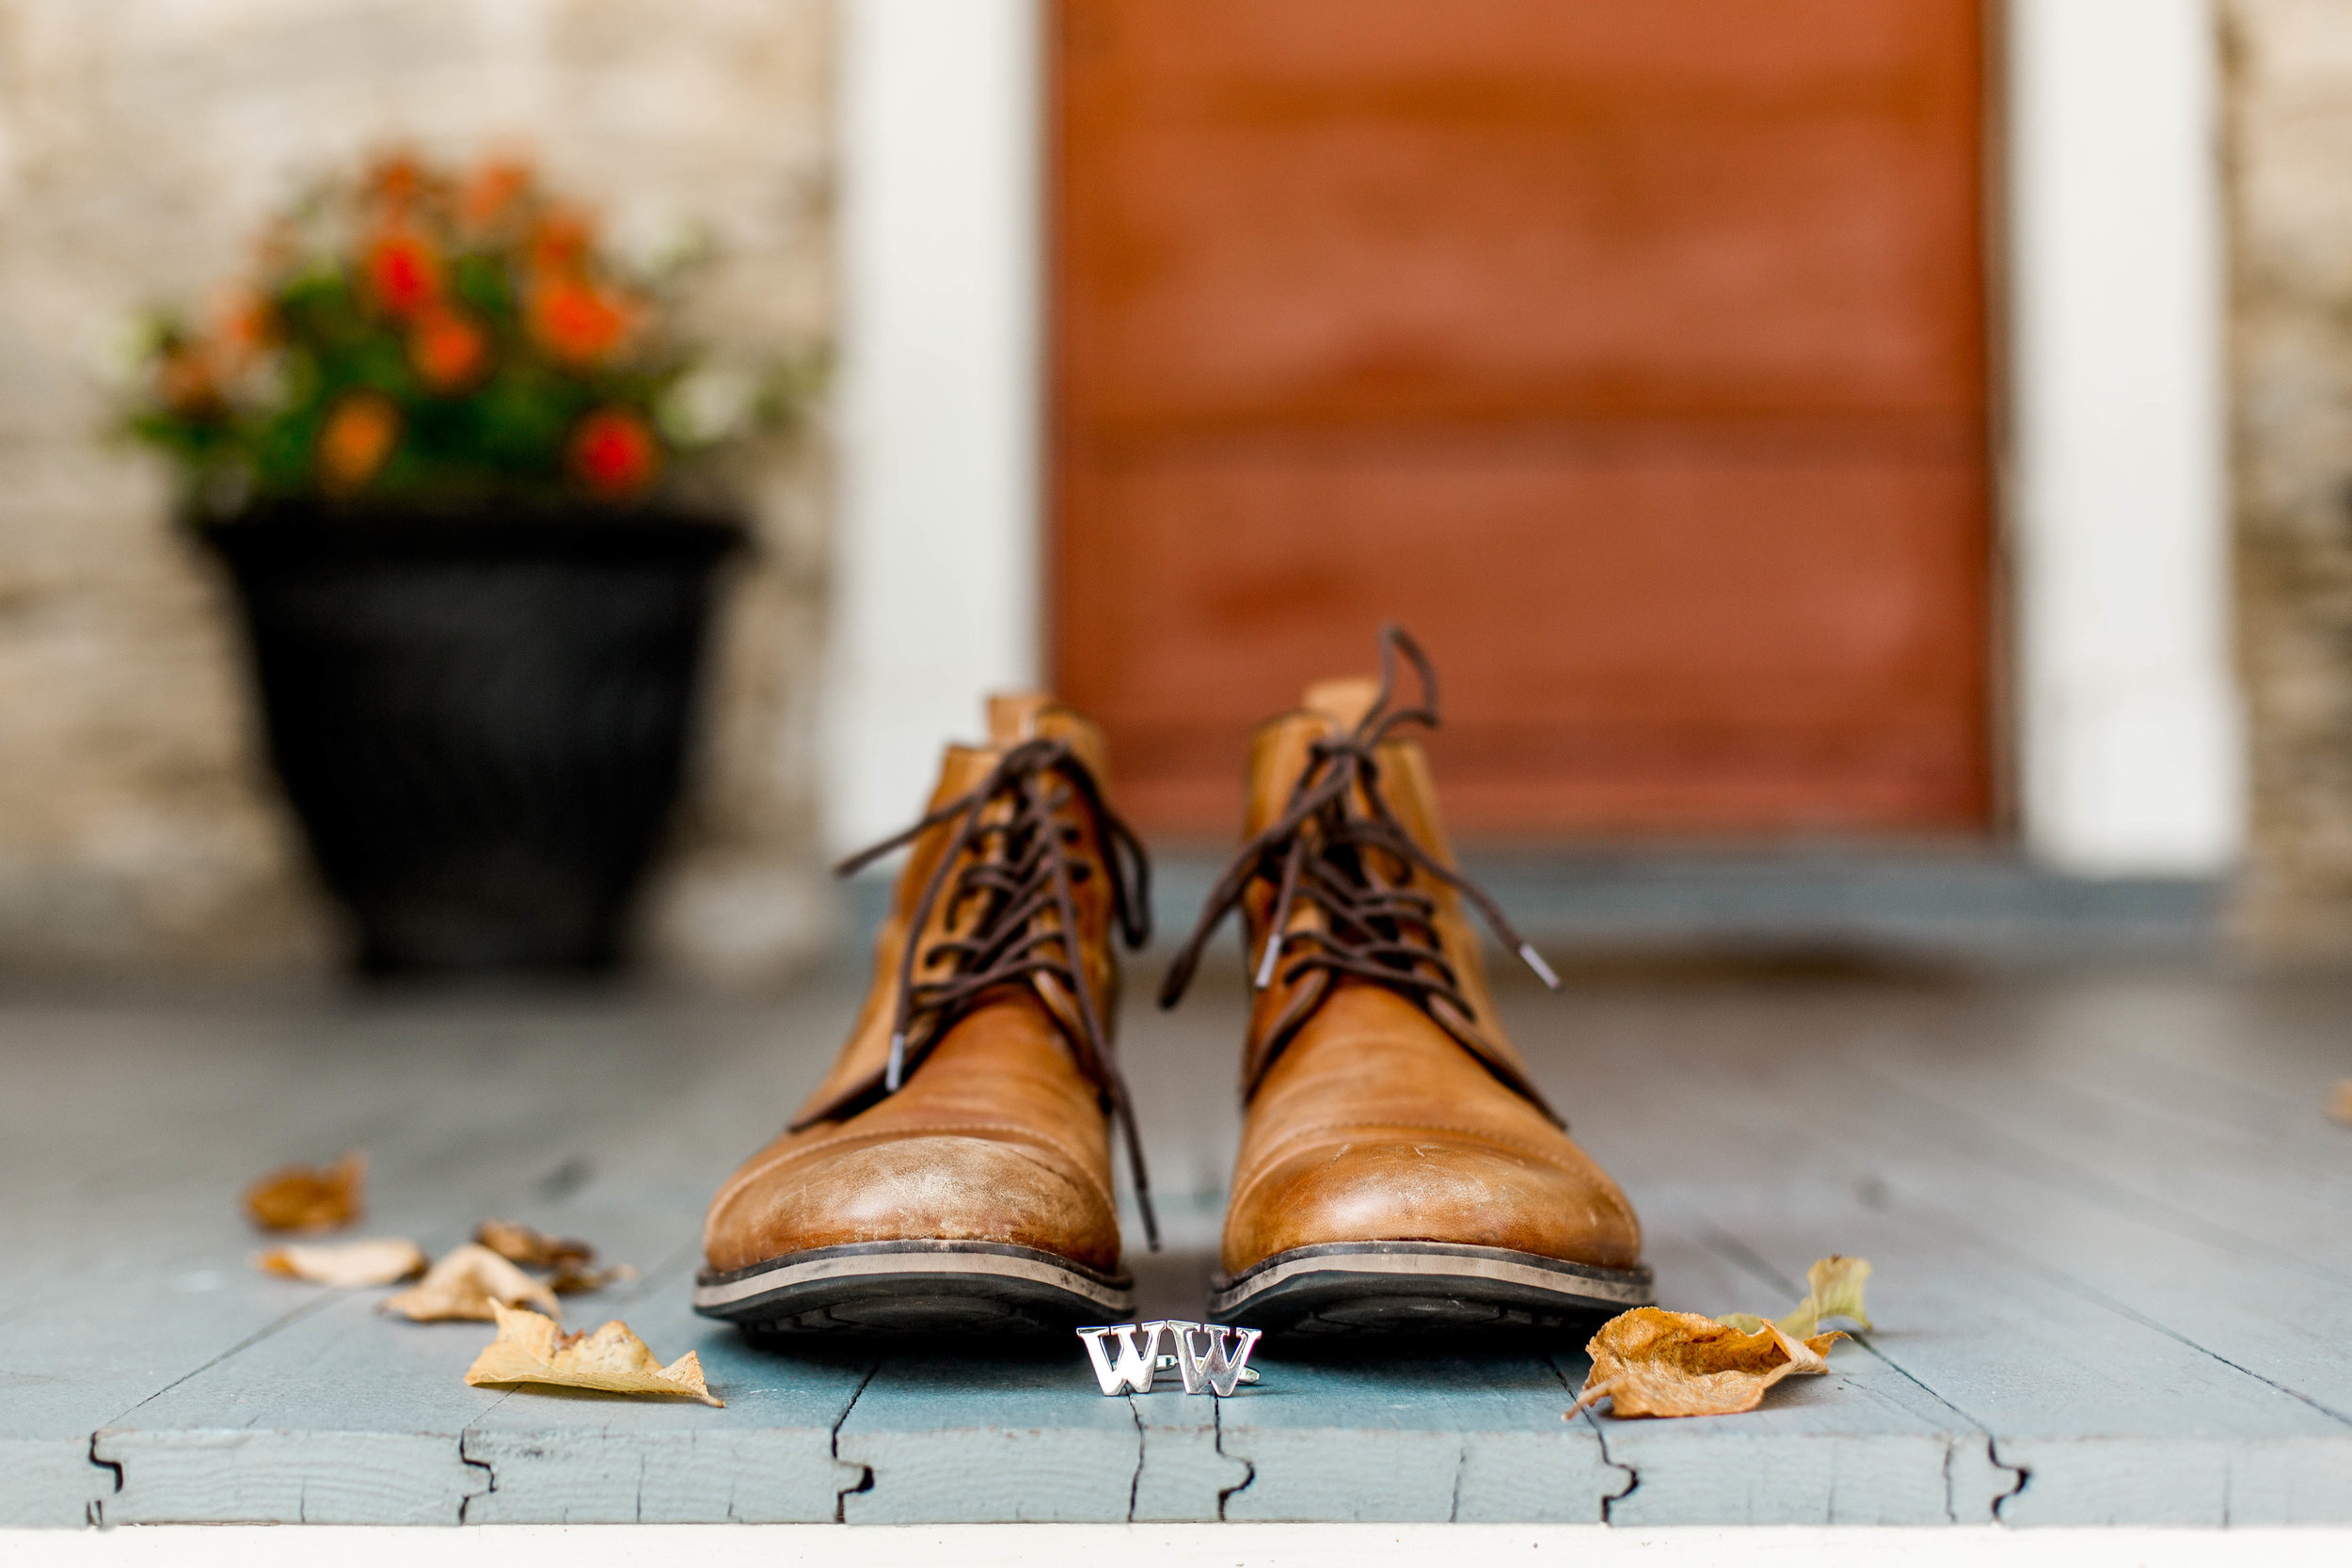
xmin=694 ymin=694 xmax=1156 ymax=1334
xmin=1162 ymin=627 xmax=1652 ymax=1334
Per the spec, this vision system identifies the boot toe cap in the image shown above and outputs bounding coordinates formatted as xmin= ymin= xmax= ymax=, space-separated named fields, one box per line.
xmin=706 ymin=1132 xmax=1122 ymax=1275
xmin=1224 ymin=1132 xmax=1642 ymax=1275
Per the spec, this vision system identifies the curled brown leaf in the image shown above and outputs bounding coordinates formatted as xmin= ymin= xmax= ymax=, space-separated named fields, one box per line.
xmin=243 ymin=1150 xmax=365 ymax=1233
xmin=256 ymin=1237 xmax=426 ymax=1288
xmin=1573 ymin=1307 xmax=1845 ymax=1419
xmin=2329 ymin=1079 xmax=2352 ymax=1128
xmin=380 ymin=1243 xmax=559 ymax=1322
xmin=548 ymin=1259 xmax=640 ymax=1295
xmin=473 ymin=1220 xmax=596 ymax=1271
xmin=471 ymin=1219 xmax=634 ymax=1293
xmin=465 ymin=1301 xmax=720 ymax=1406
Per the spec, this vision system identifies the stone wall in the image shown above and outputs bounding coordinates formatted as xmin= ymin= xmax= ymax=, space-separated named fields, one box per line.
xmin=0 ymin=0 xmax=834 ymax=979
xmin=2225 ymin=0 xmax=2352 ymax=958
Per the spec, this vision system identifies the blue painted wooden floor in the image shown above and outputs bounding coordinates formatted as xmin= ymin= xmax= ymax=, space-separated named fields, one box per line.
xmin=3 ymin=959 xmax=2347 ymax=1526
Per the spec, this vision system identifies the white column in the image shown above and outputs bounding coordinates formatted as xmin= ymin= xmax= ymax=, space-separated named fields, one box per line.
xmin=824 ymin=0 xmax=1041 ymax=854
xmin=2008 ymin=0 xmax=2242 ymax=875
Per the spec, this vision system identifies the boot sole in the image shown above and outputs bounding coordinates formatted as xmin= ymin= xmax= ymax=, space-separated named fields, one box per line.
xmin=693 ymin=1240 xmax=1135 ymax=1336
xmin=1208 ymin=1241 xmax=1654 ymax=1336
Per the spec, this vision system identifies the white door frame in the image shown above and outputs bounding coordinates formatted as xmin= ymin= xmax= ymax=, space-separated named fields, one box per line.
xmin=2004 ymin=0 xmax=2241 ymax=874
xmin=823 ymin=0 xmax=1043 ymax=853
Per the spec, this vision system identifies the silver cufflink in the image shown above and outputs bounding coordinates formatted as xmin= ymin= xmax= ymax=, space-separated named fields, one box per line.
xmin=1076 ymin=1320 xmax=1263 ymax=1395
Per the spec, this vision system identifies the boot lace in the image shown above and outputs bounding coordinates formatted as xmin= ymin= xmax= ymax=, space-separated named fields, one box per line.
xmin=1158 ymin=626 xmax=1561 ymax=1108
xmin=805 ymin=736 xmax=1159 ymax=1247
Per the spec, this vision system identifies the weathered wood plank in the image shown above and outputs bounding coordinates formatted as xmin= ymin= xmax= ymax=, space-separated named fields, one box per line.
xmin=57 ymin=995 xmax=825 ymax=1526
xmin=461 ymin=1260 xmax=872 ymax=1524
xmin=1214 ymin=1350 xmax=1618 ymax=1524
xmin=1128 ymin=1386 xmax=1250 ymax=1523
xmin=0 ymin=1260 xmax=335 ymax=1526
xmin=442 ymin=1007 xmax=880 ymax=1524
xmin=0 ymin=1440 xmax=103 ymax=1529
xmin=95 ymin=1290 xmax=498 ymax=1524
xmin=835 ymin=1346 xmax=1143 ymax=1524
xmin=1586 ymin=1221 xmax=2011 ymax=1527
xmin=1560 ymin=990 xmax=2352 ymax=1441
xmin=0 ymin=994 xmax=493 ymax=1497
xmin=1851 ymin=1048 xmax=2352 ymax=1283
xmin=1497 ymin=974 xmax=2352 ymax=1525
xmin=1645 ymin=1184 xmax=2352 ymax=1526
xmin=1788 ymin=1058 xmax=2352 ymax=1430
xmin=10 ymin=973 xmax=2352 ymax=1528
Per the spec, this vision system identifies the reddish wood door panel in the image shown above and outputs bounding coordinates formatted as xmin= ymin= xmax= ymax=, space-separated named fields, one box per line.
xmin=1052 ymin=0 xmax=1991 ymax=840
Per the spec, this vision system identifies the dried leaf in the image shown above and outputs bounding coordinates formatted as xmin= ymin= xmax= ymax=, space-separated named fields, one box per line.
xmin=1573 ymin=1307 xmax=1844 ymax=1418
xmin=1776 ymin=1255 xmax=1874 ymax=1338
xmin=473 ymin=1220 xmax=596 ymax=1271
xmin=256 ymin=1237 xmax=426 ymax=1288
xmin=470 ymin=1219 xmax=632 ymax=1292
xmin=2329 ymin=1079 xmax=2352 ymax=1128
xmin=381 ymin=1243 xmax=559 ymax=1322
xmin=548 ymin=1259 xmax=640 ymax=1295
xmin=465 ymin=1301 xmax=720 ymax=1406
xmin=243 ymin=1150 xmax=365 ymax=1232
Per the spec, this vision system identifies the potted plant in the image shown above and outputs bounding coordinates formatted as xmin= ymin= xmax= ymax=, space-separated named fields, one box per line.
xmin=122 ymin=151 xmax=816 ymax=975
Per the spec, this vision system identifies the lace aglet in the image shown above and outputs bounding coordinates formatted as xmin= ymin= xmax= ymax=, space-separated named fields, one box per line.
xmin=1518 ymin=942 xmax=1561 ymax=990
xmin=1253 ymin=935 xmax=1281 ymax=990
xmin=884 ymin=1031 xmax=908 ymax=1091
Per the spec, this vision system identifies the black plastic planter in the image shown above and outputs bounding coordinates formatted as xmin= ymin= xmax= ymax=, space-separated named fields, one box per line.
xmin=206 ymin=501 xmax=742 ymax=976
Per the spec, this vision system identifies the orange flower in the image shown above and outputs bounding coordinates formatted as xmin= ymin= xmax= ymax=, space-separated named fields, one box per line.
xmin=318 ymin=391 xmax=401 ymax=494
xmin=407 ymin=307 xmax=491 ymax=393
xmin=363 ymin=231 xmax=441 ymax=320
xmin=155 ymin=341 xmax=223 ymax=416
xmin=567 ymin=407 xmax=661 ymax=499
xmin=527 ymin=275 xmax=635 ymax=368
xmin=458 ymin=158 xmax=535 ymax=237
xmin=214 ymin=290 xmax=277 ymax=375
xmin=527 ymin=207 xmax=596 ymax=275
xmin=362 ymin=150 xmax=430 ymax=214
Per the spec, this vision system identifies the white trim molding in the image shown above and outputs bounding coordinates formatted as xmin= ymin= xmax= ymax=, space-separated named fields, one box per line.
xmin=824 ymin=0 xmax=1042 ymax=855
xmin=2006 ymin=0 xmax=2244 ymax=876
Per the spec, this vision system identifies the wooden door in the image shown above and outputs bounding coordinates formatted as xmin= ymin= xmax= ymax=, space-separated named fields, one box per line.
xmin=1051 ymin=0 xmax=1991 ymax=840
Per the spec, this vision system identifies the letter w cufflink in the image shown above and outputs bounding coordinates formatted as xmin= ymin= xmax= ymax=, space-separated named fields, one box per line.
xmin=1076 ymin=1321 xmax=1263 ymax=1396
